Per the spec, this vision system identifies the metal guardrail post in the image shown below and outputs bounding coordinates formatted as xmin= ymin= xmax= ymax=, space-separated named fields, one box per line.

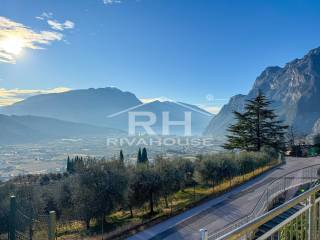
xmin=9 ymin=195 xmax=16 ymax=240
xmin=200 ymin=228 xmax=208 ymax=240
xmin=48 ymin=211 xmax=56 ymax=240
xmin=309 ymin=193 xmax=317 ymax=240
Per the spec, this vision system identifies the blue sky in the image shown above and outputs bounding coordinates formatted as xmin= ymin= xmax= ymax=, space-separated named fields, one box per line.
xmin=0 ymin=0 xmax=320 ymax=113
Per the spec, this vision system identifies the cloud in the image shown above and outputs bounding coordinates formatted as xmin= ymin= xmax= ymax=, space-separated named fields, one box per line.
xmin=103 ymin=0 xmax=122 ymax=5
xmin=201 ymin=106 xmax=222 ymax=115
xmin=0 ymin=16 xmax=63 ymax=64
xmin=140 ymin=97 xmax=220 ymax=114
xmin=36 ymin=12 xmax=75 ymax=31
xmin=102 ymin=0 xmax=142 ymax=6
xmin=35 ymin=12 xmax=53 ymax=20
xmin=64 ymin=20 xmax=75 ymax=29
xmin=47 ymin=19 xmax=75 ymax=31
xmin=140 ymin=97 xmax=173 ymax=103
xmin=0 ymin=87 xmax=71 ymax=106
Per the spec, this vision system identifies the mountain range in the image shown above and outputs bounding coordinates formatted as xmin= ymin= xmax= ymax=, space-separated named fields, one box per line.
xmin=3 ymin=47 xmax=320 ymax=144
xmin=1 ymin=87 xmax=213 ymax=141
xmin=1 ymin=87 xmax=141 ymax=129
xmin=205 ymin=47 xmax=320 ymax=140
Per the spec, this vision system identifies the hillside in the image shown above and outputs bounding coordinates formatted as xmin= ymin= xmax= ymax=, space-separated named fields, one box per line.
xmin=0 ymin=114 xmax=122 ymax=145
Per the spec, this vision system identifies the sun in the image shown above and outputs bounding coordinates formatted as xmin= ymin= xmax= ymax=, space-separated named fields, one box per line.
xmin=0 ymin=37 xmax=24 ymax=55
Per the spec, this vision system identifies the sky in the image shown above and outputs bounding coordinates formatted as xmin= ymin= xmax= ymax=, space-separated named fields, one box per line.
xmin=0 ymin=0 xmax=320 ymax=113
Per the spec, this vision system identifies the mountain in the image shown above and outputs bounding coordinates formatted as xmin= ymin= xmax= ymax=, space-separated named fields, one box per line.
xmin=312 ymin=119 xmax=320 ymax=135
xmin=205 ymin=47 xmax=320 ymax=140
xmin=1 ymin=87 xmax=212 ymax=135
xmin=2 ymin=87 xmax=142 ymax=130
xmin=204 ymin=94 xmax=246 ymax=139
xmin=0 ymin=114 xmax=122 ymax=145
xmin=306 ymin=119 xmax=320 ymax=143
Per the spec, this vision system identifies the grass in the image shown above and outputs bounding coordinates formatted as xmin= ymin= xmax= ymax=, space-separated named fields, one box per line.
xmin=55 ymin=164 xmax=276 ymax=239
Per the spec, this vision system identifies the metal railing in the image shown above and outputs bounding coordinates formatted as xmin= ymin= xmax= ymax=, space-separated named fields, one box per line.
xmin=208 ymin=164 xmax=320 ymax=239
xmin=213 ymin=183 xmax=320 ymax=240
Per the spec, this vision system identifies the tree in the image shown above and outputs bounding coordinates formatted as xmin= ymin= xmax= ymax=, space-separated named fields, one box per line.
xmin=137 ymin=148 xmax=142 ymax=164
xmin=58 ymin=181 xmax=74 ymax=218
xmin=224 ymin=91 xmax=288 ymax=152
xmin=71 ymin=160 xmax=128 ymax=228
xmin=141 ymin=148 xmax=149 ymax=163
xmin=66 ymin=156 xmax=86 ymax=174
xmin=71 ymin=179 xmax=96 ymax=229
xmin=219 ymin=158 xmax=239 ymax=187
xmin=156 ymin=158 xmax=182 ymax=208
xmin=125 ymin=166 xmax=137 ymax=218
xmin=40 ymin=175 xmax=50 ymax=185
xmin=0 ymin=184 xmax=11 ymax=234
xmin=176 ymin=158 xmax=195 ymax=189
xmin=66 ymin=156 xmax=71 ymax=173
xmin=130 ymin=167 xmax=161 ymax=215
xmin=42 ymin=191 xmax=60 ymax=218
xmin=119 ymin=150 xmax=124 ymax=165
xmin=237 ymin=152 xmax=256 ymax=179
xmin=198 ymin=158 xmax=220 ymax=191
xmin=137 ymin=147 xmax=148 ymax=164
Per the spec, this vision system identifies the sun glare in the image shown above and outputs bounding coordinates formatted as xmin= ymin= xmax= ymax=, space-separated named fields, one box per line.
xmin=0 ymin=37 xmax=24 ymax=55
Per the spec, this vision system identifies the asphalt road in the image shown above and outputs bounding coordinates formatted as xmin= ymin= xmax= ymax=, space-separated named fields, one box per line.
xmin=128 ymin=157 xmax=320 ymax=240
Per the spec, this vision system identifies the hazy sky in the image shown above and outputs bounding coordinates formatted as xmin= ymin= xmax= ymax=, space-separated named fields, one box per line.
xmin=1 ymin=0 xmax=320 ymax=113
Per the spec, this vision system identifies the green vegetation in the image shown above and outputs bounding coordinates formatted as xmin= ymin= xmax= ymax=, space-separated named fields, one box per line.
xmin=224 ymin=91 xmax=288 ymax=152
xmin=286 ymin=134 xmax=320 ymax=157
xmin=308 ymin=134 xmax=320 ymax=156
xmin=137 ymin=147 xmax=149 ymax=164
xmin=0 ymin=148 xmax=279 ymax=239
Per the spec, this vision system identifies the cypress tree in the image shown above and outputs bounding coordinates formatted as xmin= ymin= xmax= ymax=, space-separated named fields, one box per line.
xmin=66 ymin=156 xmax=71 ymax=173
xmin=137 ymin=148 xmax=142 ymax=164
xmin=141 ymin=148 xmax=149 ymax=163
xmin=224 ymin=91 xmax=288 ymax=152
xmin=68 ymin=158 xmax=75 ymax=174
xmin=119 ymin=150 xmax=124 ymax=164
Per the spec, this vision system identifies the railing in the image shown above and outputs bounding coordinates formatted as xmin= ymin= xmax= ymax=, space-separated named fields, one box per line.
xmin=213 ymin=183 xmax=320 ymax=240
xmin=208 ymin=164 xmax=320 ymax=239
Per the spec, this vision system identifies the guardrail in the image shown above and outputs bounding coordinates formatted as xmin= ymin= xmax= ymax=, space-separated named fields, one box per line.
xmin=207 ymin=164 xmax=320 ymax=239
xmin=213 ymin=183 xmax=320 ymax=240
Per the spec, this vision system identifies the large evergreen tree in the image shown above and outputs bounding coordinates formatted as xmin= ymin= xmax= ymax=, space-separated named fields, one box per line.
xmin=224 ymin=91 xmax=288 ymax=152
